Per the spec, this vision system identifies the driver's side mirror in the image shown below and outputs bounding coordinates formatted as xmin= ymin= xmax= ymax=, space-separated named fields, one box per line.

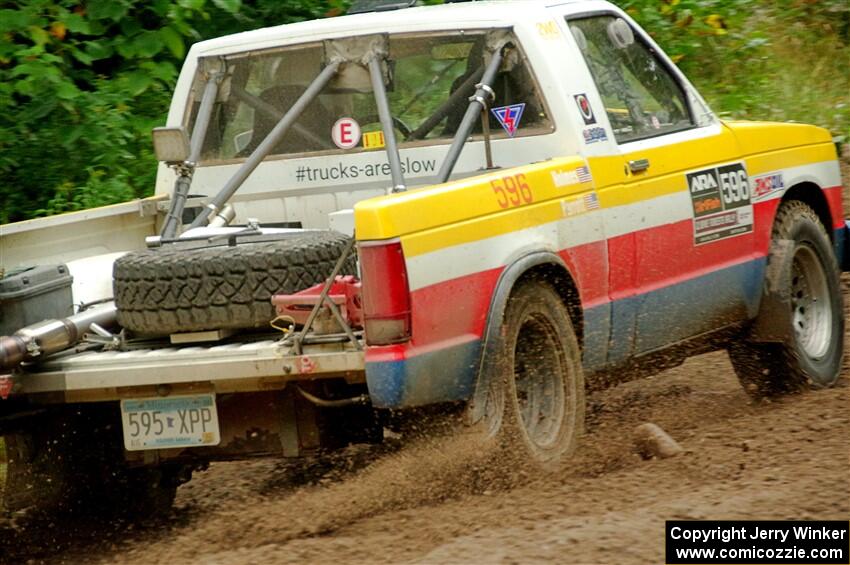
xmin=152 ymin=126 xmax=190 ymax=163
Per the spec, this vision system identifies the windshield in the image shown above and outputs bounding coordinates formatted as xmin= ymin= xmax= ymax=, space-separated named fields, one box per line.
xmin=186 ymin=30 xmax=552 ymax=163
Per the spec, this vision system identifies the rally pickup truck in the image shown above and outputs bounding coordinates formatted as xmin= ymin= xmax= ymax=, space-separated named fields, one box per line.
xmin=1 ymin=0 xmax=848 ymax=516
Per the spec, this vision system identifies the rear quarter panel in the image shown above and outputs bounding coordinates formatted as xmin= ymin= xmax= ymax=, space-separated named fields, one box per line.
xmin=354 ymin=157 xmax=609 ymax=407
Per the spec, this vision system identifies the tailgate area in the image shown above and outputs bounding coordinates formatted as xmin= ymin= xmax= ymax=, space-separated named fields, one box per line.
xmin=10 ymin=338 xmax=365 ymax=403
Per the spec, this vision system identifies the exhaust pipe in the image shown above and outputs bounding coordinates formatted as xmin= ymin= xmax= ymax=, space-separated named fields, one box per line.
xmin=0 ymin=302 xmax=117 ymax=371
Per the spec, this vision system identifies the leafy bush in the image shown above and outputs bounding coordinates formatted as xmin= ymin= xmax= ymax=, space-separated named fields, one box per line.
xmin=618 ymin=0 xmax=850 ymax=141
xmin=0 ymin=0 xmax=343 ymax=223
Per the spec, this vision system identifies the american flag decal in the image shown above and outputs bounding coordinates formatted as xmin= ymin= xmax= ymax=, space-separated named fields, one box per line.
xmin=576 ymin=166 xmax=592 ymax=183
xmin=583 ymin=192 xmax=600 ymax=210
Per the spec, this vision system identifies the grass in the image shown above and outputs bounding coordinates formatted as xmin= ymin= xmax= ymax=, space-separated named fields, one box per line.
xmin=622 ymin=0 xmax=849 ymax=146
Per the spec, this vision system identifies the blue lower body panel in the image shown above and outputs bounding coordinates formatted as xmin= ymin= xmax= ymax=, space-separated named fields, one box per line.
xmin=366 ymin=339 xmax=480 ymax=408
xmin=836 ymin=222 xmax=850 ymax=272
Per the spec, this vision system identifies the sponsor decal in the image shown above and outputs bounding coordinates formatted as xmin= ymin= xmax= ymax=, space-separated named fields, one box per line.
xmin=560 ymin=191 xmax=600 ymax=218
xmin=752 ymin=172 xmax=785 ymax=200
xmin=332 ymin=117 xmax=361 ymax=149
xmin=694 ymin=211 xmax=739 ymax=234
xmin=551 ymin=166 xmax=593 ymax=188
xmin=583 ymin=192 xmax=600 ymax=210
xmin=574 ymin=94 xmax=596 ymax=125
xmin=686 ymin=162 xmax=753 ymax=245
xmin=294 ymin=158 xmax=437 ymax=183
xmin=362 ymin=130 xmax=385 ymax=149
xmin=576 ymin=166 xmax=592 ymax=183
xmin=552 ymin=170 xmax=579 ymax=187
xmin=582 ymin=126 xmax=608 ymax=144
xmin=561 ymin=198 xmax=586 ymax=217
xmin=536 ymin=21 xmax=561 ymax=38
xmin=491 ymin=103 xmax=525 ymax=137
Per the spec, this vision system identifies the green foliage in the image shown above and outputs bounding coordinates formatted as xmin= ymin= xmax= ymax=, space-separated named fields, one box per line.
xmin=0 ymin=0 xmax=847 ymax=223
xmin=0 ymin=0 xmax=345 ymax=223
xmin=616 ymin=0 xmax=850 ymax=142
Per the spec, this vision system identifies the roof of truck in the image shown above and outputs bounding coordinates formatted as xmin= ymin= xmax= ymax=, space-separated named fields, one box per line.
xmin=189 ymin=0 xmax=619 ymax=57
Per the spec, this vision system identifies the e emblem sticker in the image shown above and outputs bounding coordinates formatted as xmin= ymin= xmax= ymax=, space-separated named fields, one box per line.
xmin=574 ymin=93 xmax=596 ymax=125
xmin=332 ymin=117 xmax=361 ymax=149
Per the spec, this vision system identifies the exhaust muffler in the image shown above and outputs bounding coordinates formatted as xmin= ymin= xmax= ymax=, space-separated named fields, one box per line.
xmin=0 ymin=302 xmax=117 ymax=370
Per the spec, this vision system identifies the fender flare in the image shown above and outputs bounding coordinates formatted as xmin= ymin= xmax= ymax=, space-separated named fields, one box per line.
xmin=466 ymin=250 xmax=571 ymax=424
xmin=750 ymin=238 xmax=794 ymax=343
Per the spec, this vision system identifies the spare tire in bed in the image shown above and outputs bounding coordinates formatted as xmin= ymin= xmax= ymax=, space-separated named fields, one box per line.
xmin=113 ymin=231 xmax=356 ymax=335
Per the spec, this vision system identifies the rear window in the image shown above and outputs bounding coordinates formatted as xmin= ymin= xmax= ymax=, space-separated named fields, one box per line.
xmin=186 ymin=30 xmax=553 ymax=163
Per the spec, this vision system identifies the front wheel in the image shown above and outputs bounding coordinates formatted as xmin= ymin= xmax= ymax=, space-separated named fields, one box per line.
xmin=472 ymin=280 xmax=585 ymax=469
xmin=730 ymin=201 xmax=844 ymax=397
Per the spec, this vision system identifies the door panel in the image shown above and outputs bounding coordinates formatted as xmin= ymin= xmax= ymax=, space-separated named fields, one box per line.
xmin=568 ymin=13 xmax=757 ymax=359
xmin=621 ymin=128 xmax=755 ymax=352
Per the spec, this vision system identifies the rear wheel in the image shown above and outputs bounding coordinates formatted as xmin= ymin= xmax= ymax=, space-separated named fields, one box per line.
xmin=473 ymin=280 xmax=585 ymax=469
xmin=729 ymin=201 xmax=844 ymax=397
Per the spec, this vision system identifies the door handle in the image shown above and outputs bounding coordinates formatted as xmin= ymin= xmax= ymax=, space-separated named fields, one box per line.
xmin=629 ymin=158 xmax=650 ymax=173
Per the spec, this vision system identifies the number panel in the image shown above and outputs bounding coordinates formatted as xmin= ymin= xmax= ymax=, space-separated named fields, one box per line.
xmin=120 ymin=394 xmax=221 ymax=451
xmin=491 ymin=172 xmax=533 ymax=209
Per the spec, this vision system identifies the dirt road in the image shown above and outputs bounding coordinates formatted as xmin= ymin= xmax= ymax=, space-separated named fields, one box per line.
xmin=2 ymin=338 xmax=848 ymax=564
xmin=1 ymin=165 xmax=848 ymax=565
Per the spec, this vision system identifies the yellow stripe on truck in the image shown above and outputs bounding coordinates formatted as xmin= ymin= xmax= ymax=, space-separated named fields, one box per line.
xmin=354 ymin=156 xmax=589 ymax=241
xmin=744 ymin=144 xmax=837 ymax=178
xmin=353 ymin=121 xmax=837 ymax=257
xmin=402 ymin=199 xmax=565 ymax=258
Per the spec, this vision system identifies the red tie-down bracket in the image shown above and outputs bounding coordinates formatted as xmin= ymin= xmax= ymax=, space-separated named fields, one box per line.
xmin=0 ymin=375 xmax=14 ymax=400
xmin=271 ymin=275 xmax=364 ymax=330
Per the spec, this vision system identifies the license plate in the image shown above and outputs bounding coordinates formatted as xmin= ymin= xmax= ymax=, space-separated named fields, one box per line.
xmin=120 ymin=394 xmax=221 ymax=451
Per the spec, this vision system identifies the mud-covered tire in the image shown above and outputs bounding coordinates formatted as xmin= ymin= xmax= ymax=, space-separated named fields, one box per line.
xmin=114 ymin=231 xmax=356 ymax=335
xmin=472 ymin=280 xmax=585 ymax=470
xmin=729 ymin=201 xmax=844 ymax=397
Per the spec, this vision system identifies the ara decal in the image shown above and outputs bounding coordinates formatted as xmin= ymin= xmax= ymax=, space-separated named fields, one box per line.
xmin=491 ymin=103 xmax=525 ymax=137
xmin=686 ymin=162 xmax=753 ymax=245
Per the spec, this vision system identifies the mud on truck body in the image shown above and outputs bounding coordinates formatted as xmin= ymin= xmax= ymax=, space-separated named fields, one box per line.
xmin=1 ymin=0 xmax=848 ymax=516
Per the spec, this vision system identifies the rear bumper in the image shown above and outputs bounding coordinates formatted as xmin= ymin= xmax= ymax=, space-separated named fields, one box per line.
xmin=8 ymin=339 xmax=365 ymax=403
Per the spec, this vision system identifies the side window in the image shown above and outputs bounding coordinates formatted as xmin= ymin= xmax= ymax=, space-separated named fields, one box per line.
xmin=568 ymin=16 xmax=694 ymax=143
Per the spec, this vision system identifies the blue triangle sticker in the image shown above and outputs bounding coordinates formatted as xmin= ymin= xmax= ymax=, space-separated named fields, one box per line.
xmin=490 ymin=103 xmax=526 ymax=137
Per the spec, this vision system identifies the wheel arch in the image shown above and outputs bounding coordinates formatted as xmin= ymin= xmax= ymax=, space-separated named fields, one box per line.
xmin=779 ymin=181 xmax=834 ymax=241
xmin=466 ymin=251 xmax=583 ymax=424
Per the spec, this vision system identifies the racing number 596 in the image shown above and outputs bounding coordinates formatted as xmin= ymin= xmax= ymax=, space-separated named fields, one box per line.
xmin=492 ymin=173 xmax=533 ymax=209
